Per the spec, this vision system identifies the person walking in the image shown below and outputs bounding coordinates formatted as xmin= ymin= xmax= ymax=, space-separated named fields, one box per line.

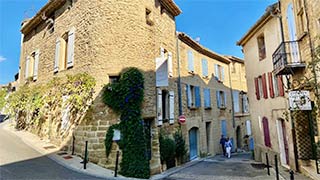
xmin=225 ymin=137 xmax=232 ymax=158
xmin=220 ymin=135 xmax=226 ymax=157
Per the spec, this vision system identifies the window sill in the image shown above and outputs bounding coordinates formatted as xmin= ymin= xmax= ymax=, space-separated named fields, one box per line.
xmin=298 ymin=31 xmax=308 ymax=41
xmin=204 ymin=107 xmax=212 ymax=110
xmin=188 ymin=107 xmax=198 ymax=110
xmin=188 ymin=71 xmax=195 ymax=75
xmin=219 ymin=106 xmax=227 ymax=110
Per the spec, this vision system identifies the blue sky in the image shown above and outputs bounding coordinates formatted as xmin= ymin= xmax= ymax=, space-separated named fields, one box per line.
xmin=0 ymin=0 xmax=276 ymax=85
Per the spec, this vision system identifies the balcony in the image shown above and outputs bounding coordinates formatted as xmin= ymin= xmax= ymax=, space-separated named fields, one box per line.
xmin=273 ymin=41 xmax=306 ymax=75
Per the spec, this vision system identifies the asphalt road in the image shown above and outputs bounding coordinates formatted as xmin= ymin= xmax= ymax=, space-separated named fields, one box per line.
xmin=0 ymin=122 xmax=104 ymax=180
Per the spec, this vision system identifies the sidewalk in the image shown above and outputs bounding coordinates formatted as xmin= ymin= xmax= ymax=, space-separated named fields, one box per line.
xmin=2 ymin=120 xmax=139 ymax=180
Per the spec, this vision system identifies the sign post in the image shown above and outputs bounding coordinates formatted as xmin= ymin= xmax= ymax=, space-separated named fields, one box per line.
xmin=288 ymin=90 xmax=312 ymax=111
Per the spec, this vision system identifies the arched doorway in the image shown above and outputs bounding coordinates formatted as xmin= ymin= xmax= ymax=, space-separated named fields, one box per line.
xmin=189 ymin=127 xmax=198 ymax=160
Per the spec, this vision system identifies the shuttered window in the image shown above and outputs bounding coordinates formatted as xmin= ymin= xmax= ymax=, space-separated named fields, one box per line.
xmin=186 ymin=84 xmax=192 ymax=108
xmin=262 ymin=73 xmax=268 ymax=99
xmin=221 ymin=67 xmax=225 ymax=82
xmin=268 ymin=72 xmax=274 ymax=98
xmin=186 ymin=85 xmax=200 ymax=108
xmin=188 ymin=50 xmax=194 ymax=72
xmin=202 ymin=59 xmax=208 ymax=77
xmin=262 ymin=117 xmax=271 ymax=147
xmin=216 ymin=90 xmax=226 ymax=109
xmin=54 ymin=38 xmax=60 ymax=73
xmin=203 ymin=88 xmax=211 ymax=108
xmin=221 ymin=120 xmax=227 ymax=136
xmin=214 ymin=64 xmax=219 ymax=80
xmin=25 ymin=56 xmax=30 ymax=79
xmin=254 ymin=77 xmax=260 ymax=100
xmin=168 ymin=52 xmax=173 ymax=77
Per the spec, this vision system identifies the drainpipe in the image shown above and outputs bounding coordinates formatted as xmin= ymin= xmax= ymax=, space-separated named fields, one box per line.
xmin=228 ymin=63 xmax=235 ymax=128
xmin=176 ymin=32 xmax=182 ymax=116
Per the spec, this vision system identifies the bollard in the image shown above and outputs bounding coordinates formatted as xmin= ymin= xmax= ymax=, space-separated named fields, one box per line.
xmin=275 ymin=155 xmax=279 ymax=180
xmin=72 ymin=135 xmax=75 ymax=155
xmin=266 ymin=153 xmax=270 ymax=176
xmin=290 ymin=170 xmax=294 ymax=180
xmin=114 ymin=150 xmax=120 ymax=177
xmin=84 ymin=141 xmax=88 ymax=169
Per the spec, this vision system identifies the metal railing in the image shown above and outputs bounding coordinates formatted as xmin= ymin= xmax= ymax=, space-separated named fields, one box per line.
xmin=273 ymin=41 xmax=304 ymax=74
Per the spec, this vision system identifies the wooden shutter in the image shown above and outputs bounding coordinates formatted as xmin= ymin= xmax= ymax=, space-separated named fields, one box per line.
xmin=54 ymin=38 xmax=60 ymax=73
xmin=202 ymin=59 xmax=208 ymax=77
xmin=268 ymin=72 xmax=274 ymax=98
xmin=262 ymin=117 xmax=271 ymax=147
xmin=224 ymin=92 xmax=227 ymax=107
xmin=216 ymin=91 xmax=220 ymax=108
xmin=233 ymin=90 xmax=240 ymax=112
xmin=168 ymin=52 xmax=173 ymax=77
xmin=278 ymin=76 xmax=285 ymax=96
xmin=221 ymin=66 xmax=225 ymax=81
xmin=188 ymin=50 xmax=194 ymax=72
xmin=67 ymin=27 xmax=75 ymax=68
xmin=204 ymin=88 xmax=211 ymax=108
xmin=33 ymin=50 xmax=40 ymax=81
xmin=169 ymin=91 xmax=174 ymax=124
xmin=157 ymin=88 xmax=163 ymax=126
xmin=25 ymin=56 xmax=30 ymax=79
xmin=186 ymin=84 xmax=192 ymax=108
xmin=254 ymin=77 xmax=260 ymax=100
xmin=214 ymin=64 xmax=219 ymax=80
xmin=195 ymin=86 xmax=201 ymax=107
xmin=262 ymin=73 xmax=268 ymax=99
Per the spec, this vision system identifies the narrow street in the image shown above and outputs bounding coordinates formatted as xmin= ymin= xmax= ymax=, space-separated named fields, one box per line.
xmin=162 ymin=153 xmax=311 ymax=180
xmin=0 ymin=121 xmax=104 ymax=180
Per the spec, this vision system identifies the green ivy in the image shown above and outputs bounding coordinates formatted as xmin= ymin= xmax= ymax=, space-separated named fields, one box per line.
xmin=6 ymin=73 xmax=96 ymax=129
xmin=103 ymin=68 xmax=149 ymax=178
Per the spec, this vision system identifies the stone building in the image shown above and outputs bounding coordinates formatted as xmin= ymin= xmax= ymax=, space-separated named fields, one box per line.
xmin=225 ymin=56 xmax=252 ymax=151
xmin=238 ymin=0 xmax=320 ymax=178
xmin=16 ymin=0 xmax=249 ymax=176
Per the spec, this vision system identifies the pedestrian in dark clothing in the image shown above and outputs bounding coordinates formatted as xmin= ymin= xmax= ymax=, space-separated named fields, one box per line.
xmin=220 ymin=135 xmax=226 ymax=157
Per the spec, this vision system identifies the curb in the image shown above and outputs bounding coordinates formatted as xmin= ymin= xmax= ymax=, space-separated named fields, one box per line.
xmin=2 ymin=121 xmax=138 ymax=180
xmin=150 ymin=158 xmax=204 ymax=180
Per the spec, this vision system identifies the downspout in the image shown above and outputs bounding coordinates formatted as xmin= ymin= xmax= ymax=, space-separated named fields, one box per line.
xmin=228 ymin=63 xmax=235 ymax=128
xmin=176 ymin=32 xmax=182 ymax=116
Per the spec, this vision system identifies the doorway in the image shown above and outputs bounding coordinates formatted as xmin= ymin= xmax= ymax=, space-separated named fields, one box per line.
xmin=189 ymin=127 xmax=198 ymax=160
xmin=277 ymin=118 xmax=289 ymax=165
xmin=206 ymin=122 xmax=211 ymax=154
xmin=236 ymin=126 xmax=242 ymax=150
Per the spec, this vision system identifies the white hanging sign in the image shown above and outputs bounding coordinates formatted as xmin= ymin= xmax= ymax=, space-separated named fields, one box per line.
xmin=288 ymin=90 xmax=312 ymax=111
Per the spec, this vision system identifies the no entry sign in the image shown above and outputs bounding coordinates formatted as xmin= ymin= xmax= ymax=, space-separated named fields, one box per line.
xmin=179 ymin=115 xmax=186 ymax=123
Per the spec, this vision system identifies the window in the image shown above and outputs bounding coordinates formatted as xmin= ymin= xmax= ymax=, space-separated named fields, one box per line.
xmin=221 ymin=120 xmax=227 ymax=136
xmin=242 ymin=93 xmax=249 ymax=113
xmin=156 ymin=47 xmax=172 ymax=87
xmin=146 ymin=8 xmax=154 ymax=26
xmin=203 ymin=88 xmax=211 ymax=109
xmin=273 ymin=74 xmax=279 ymax=97
xmin=262 ymin=117 xmax=271 ymax=147
xmin=25 ymin=50 xmax=39 ymax=81
xmin=109 ymin=75 xmax=119 ymax=84
xmin=186 ymin=84 xmax=201 ymax=108
xmin=258 ymin=76 xmax=263 ymax=98
xmin=157 ymin=88 xmax=174 ymax=125
xmin=54 ymin=27 xmax=75 ymax=73
xmin=214 ymin=64 xmax=225 ymax=82
xmin=216 ymin=90 xmax=226 ymax=109
xmin=188 ymin=50 xmax=194 ymax=73
xmin=202 ymin=59 xmax=208 ymax=77
xmin=257 ymin=34 xmax=266 ymax=60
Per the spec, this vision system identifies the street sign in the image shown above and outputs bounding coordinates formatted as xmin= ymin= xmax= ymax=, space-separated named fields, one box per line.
xmin=179 ymin=115 xmax=186 ymax=123
xmin=288 ymin=90 xmax=312 ymax=110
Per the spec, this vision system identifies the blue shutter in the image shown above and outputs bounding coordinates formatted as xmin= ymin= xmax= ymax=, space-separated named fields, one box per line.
xmin=214 ymin=64 xmax=219 ymax=80
xmin=224 ymin=92 xmax=227 ymax=107
xmin=202 ymin=59 xmax=208 ymax=77
xmin=233 ymin=90 xmax=240 ymax=112
xmin=188 ymin=50 xmax=194 ymax=72
xmin=204 ymin=88 xmax=211 ymax=108
xmin=186 ymin=84 xmax=191 ymax=108
xmin=221 ymin=67 xmax=225 ymax=81
xmin=195 ymin=86 xmax=201 ymax=107
xmin=221 ymin=120 xmax=227 ymax=136
xmin=216 ymin=91 xmax=220 ymax=108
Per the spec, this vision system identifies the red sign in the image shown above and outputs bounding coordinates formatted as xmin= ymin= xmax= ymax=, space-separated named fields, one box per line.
xmin=179 ymin=115 xmax=186 ymax=123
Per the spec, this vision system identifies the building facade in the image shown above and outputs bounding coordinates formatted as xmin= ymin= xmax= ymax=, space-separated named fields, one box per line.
xmin=238 ymin=0 xmax=320 ymax=177
xmin=16 ymin=0 xmax=249 ymax=176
